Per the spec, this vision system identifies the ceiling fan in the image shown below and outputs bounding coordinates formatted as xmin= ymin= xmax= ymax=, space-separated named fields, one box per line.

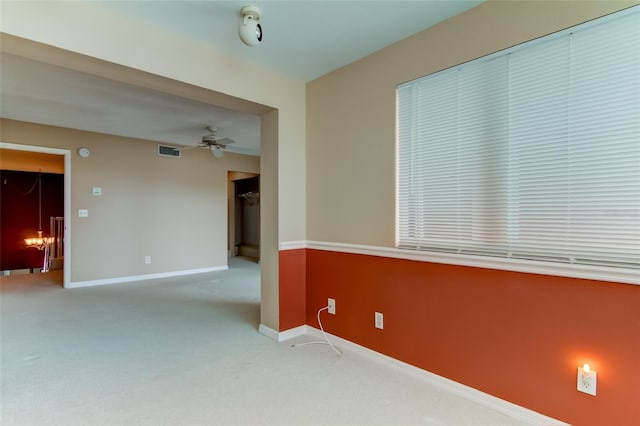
xmin=191 ymin=126 xmax=235 ymax=158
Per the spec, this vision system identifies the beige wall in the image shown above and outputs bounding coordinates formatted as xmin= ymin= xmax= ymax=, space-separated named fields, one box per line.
xmin=1 ymin=119 xmax=259 ymax=282
xmin=306 ymin=0 xmax=636 ymax=247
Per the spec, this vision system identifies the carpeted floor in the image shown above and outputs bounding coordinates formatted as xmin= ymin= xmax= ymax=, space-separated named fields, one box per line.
xmin=1 ymin=257 xmax=526 ymax=426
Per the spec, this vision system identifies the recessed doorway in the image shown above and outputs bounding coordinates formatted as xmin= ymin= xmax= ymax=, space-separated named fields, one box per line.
xmin=228 ymin=172 xmax=259 ymax=262
xmin=0 ymin=143 xmax=71 ymax=287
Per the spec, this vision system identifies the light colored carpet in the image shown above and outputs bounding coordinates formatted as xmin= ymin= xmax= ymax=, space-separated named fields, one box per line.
xmin=1 ymin=257 xmax=525 ymax=426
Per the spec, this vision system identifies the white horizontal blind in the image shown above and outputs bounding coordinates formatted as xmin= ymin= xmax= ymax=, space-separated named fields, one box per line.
xmin=397 ymin=6 xmax=640 ymax=269
xmin=508 ymin=32 xmax=571 ymax=262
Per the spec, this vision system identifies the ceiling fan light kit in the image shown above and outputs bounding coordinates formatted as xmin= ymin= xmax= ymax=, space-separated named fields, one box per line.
xmin=239 ymin=5 xmax=262 ymax=46
xmin=181 ymin=125 xmax=235 ymax=158
xmin=210 ymin=145 xmax=224 ymax=158
xmin=157 ymin=126 xmax=234 ymax=158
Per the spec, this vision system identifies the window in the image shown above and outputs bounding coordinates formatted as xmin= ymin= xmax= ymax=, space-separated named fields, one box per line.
xmin=397 ymin=6 xmax=639 ymax=275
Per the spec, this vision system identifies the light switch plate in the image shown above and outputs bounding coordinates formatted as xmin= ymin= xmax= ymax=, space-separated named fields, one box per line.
xmin=92 ymin=187 xmax=102 ymax=196
xmin=78 ymin=209 xmax=88 ymax=218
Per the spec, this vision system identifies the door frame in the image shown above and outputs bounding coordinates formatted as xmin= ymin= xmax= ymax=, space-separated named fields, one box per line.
xmin=0 ymin=142 xmax=71 ymax=287
xmin=227 ymin=171 xmax=259 ymax=259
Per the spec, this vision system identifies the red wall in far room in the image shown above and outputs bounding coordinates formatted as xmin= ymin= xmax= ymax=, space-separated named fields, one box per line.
xmin=0 ymin=170 xmax=64 ymax=271
xmin=279 ymin=248 xmax=640 ymax=426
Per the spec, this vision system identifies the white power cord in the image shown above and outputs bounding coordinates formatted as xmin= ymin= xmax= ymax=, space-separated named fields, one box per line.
xmin=291 ymin=306 xmax=342 ymax=356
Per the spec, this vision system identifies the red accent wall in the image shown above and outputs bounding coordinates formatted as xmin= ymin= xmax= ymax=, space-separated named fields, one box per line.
xmin=278 ymin=248 xmax=640 ymax=426
xmin=278 ymin=249 xmax=306 ymax=331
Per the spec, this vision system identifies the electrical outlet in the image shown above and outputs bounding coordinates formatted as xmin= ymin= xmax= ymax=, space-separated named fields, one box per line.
xmin=375 ymin=312 xmax=384 ymax=329
xmin=145 ymin=256 xmax=152 ymax=265
xmin=577 ymin=364 xmax=597 ymax=396
xmin=78 ymin=209 xmax=89 ymax=218
xmin=328 ymin=298 xmax=336 ymax=315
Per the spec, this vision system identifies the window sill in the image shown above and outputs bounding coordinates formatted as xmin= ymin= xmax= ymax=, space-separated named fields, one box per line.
xmin=280 ymin=240 xmax=639 ymax=286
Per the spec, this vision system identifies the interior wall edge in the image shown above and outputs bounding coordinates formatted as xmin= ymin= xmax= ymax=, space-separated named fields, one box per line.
xmin=278 ymin=248 xmax=307 ymax=331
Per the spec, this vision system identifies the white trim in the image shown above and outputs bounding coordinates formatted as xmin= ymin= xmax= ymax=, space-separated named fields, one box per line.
xmin=277 ymin=325 xmax=307 ymax=341
xmin=279 ymin=241 xmax=306 ymax=251
xmin=1 ymin=142 xmax=68 ymax=156
xmin=258 ymin=324 xmax=279 ymax=340
xmin=302 ymin=325 xmax=568 ymax=426
xmin=63 ymin=148 xmax=71 ymax=288
xmin=280 ymin=240 xmax=639 ymax=285
xmin=258 ymin=324 xmax=307 ymax=342
xmin=0 ymin=142 xmax=72 ymax=288
xmin=67 ymin=265 xmax=228 ymax=288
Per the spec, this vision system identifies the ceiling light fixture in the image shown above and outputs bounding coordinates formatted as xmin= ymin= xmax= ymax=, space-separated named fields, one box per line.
xmin=239 ymin=5 xmax=262 ymax=46
xmin=24 ymin=230 xmax=54 ymax=251
xmin=238 ymin=191 xmax=260 ymax=205
xmin=24 ymin=173 xmax=54 ymax=250
xmin=24 ymin=173 xmax=55 ymax=273
xmin=210 ymin=145 xmax=225 ymax=158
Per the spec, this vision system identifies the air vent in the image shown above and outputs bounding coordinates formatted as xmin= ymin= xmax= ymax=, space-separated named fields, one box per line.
xmin=158 ymin=144 xmax=181 ymax=158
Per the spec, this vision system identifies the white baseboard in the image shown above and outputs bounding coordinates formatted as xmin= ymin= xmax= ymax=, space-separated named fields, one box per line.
xmin=258 ymin=324 xmax=307 ymax=342
xmin=277 ymin=325 xmax=307 ymax=341
xmin=258 ymin=324 xmax=279 ymax=340
xmin=66 ymin=265 xmax=228 ymax=288
xmin=294 ymin=325 xmax=568 ymax=426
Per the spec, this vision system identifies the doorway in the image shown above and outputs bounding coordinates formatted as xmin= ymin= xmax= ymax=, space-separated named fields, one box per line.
xmin=0 ymin=169 xmax=64 ymax=274
xmin=228 ymin=172 xmax=260 ymax=262
xmin=0 ymin=143 xmax=71 ymax=286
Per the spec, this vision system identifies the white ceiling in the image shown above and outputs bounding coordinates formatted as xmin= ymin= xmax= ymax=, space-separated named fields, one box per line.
xmin=0 ymin=0 xmax=484 ymax=155
xmin=1 ymin=53 xmax=262 ymax=155
xmin=91 ymin=0 xmax=484 ymax=82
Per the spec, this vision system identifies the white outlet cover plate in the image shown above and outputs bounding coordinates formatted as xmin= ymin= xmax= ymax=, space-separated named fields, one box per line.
xmin=375 ymin=312 xmax=384 ymax=329
xmin=577 ymin=366 xmax=597 ymax=396
xmin=328 ymin=298 xmax=336 ymax=315
xmin=78 ymin=209 xmax=88 ymax=217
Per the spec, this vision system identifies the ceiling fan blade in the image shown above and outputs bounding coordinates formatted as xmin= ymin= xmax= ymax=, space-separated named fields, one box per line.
xmin=180 ymin=144 xmax=208 ymax=150
xmin=215 ymin=137 xmax=235 ymax=146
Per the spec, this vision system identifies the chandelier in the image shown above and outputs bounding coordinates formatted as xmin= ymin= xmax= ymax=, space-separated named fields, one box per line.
xmin=24 ymin=173 xmax=55 ymax=250
xmin=24 ymin=230 xmax=54 ymax=250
